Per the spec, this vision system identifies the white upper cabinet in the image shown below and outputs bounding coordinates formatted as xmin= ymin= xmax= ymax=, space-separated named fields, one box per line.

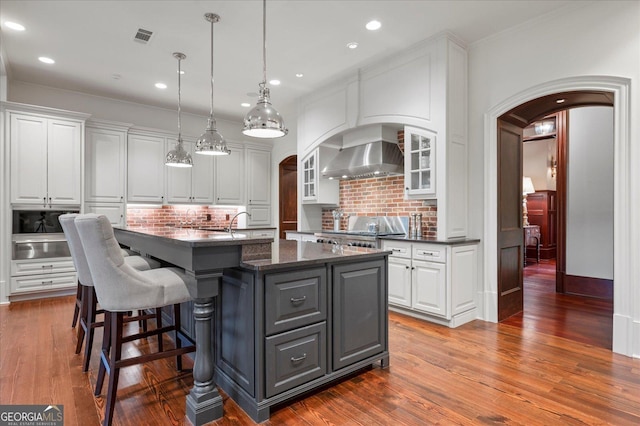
xmin=404 ymin=126 xmax=436 ymax=199
xmin=85 ymin=122 xmax=129 ymax=203
xmin=215 ymin=143 xmax=245 ymax=205
xmin=165 ymin=139 xmax=214 ymax=204
xmin=301 ymin=147 xmax=339 ymax=206
xmin=10 ymin=110 xmax=85 ymax=207
xmin=246 ymin=148 xmax=271 ymax=206
xmin=127 ymin=132 xmax=166 ymax=203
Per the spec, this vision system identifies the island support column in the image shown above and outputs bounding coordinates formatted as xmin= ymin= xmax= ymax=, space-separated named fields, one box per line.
xmin=186 ymin=275 xmax=224 ymax=425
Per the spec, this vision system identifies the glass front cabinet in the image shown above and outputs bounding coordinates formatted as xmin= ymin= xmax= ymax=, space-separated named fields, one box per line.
xmin=302 ymin=150 xmax=317 ymax=201
xmin=404 ymin=126 xmax=436 ymax=199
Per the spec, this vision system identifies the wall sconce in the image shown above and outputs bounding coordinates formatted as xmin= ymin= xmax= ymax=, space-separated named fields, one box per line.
xmin=550 ymin=156 xmax=557 ymax=179
xmin=523 ymin=176 xmax=536 ymax=226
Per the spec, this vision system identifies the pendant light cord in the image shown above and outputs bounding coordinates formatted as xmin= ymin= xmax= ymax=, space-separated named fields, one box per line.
xmin=209 ymin=17 xmax=214 ymax=120
xmin=262 ymin=0 xmax=267 ymax=87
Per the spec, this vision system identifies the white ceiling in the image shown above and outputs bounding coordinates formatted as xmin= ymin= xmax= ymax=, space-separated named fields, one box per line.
xmin=1 ymin=0 xmax=577 ymax=123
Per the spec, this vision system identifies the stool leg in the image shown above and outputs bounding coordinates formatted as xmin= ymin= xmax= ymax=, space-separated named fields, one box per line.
xmin=173 ymin=304 xmax=183 ymax=371
xmin=75 ymin=285 xmax=89 ymax=354
xmin=139 ymin=310 xmax=148 ymax=332
xmin=156 ymin=308 xmax=163 ymax=353
xmin=95 ymin=311 xmax=111 ymax=396
xmin=72 ymin=281 xmax=82 ymax=327
xmin=103 ymin=312 xmax=123 ymax=426
xmin=82 ymin=287 xmax=98 ymax=372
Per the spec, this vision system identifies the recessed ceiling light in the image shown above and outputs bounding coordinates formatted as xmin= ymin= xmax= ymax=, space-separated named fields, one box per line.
xmin=155 ymin=82 xmax=167 ymax=89
xmin=269 ymin=79 xmax=281 ymax=86
xmin=241 ymin=102 xmax=251 ymax=108
xmin=38 ymin=57 xmax=55 ymax=64
xmin=4 ymin=21 xmax=25 ymax=31
xmin=346 ymin=42 xmax=359 ymax=49
xmin=295 ymin=73 xmax=304 ymax=78
xmin=556 ymin=98 xmax=566 ymax=104
xmin=366 ymin=20 xmax=381 ymax=31
xmin=177 ymin=70 xmax=185 ymax=75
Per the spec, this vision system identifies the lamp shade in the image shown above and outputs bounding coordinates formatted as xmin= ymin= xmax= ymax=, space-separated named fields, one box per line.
xmin=196 ymin=118 xmax=231 ymax=155
xmin=242 ymin=87 xmax=288 ymax=138
xmin=165 ymin=137 xmax=193 ymax=167
xmin=523 ymin=176 xmax=535 ymax=195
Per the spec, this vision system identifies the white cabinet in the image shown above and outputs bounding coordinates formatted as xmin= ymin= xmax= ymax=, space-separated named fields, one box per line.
xmin=382 ymin=239 xmax=478 ymax=328
xmin=285 ymin=232 xmax=317 ymax=242
xmin=301 ymin=147 xmax=339 ymax=205
xmin=166 ymin=139 xmax=214 ymax=204
xmin=127 ymin=132 xmax=166 ymax=203
xmin=10 ymin=258 xmax=77 ymax=296
xmin=10 ymin=112 xmax=83 ymax=206
xmin=404 ymin=126 xmax=436 ymax=198
xmin=248 ymin=229 xmax=276 ymax=238
xmin=246 ymin=148 xmax=271 ymax=226
xmin=85 ymin=203 xmax=125 ymax=226
xmin=215 ymin=143 xmax=245 ymax=205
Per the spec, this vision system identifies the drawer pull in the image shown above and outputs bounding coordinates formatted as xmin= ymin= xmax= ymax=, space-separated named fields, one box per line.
xmin=290 ymin=353 xmax=307 ymax=364
xmin=290 ymin=296 xmax=307 ymax=305
xmin=417 ymin=250 xmax=438 ymax=257
xmin=42 ymin=280 xmax=53 ymax=284
xmin=41 ymin=265 xmax=54 ymax=268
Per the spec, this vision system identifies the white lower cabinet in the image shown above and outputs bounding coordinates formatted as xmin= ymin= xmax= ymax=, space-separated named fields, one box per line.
xmin=10 ymin=258 xmax=77 ymax=297
xmin=383 ymin=239 xmax=478 ymax=327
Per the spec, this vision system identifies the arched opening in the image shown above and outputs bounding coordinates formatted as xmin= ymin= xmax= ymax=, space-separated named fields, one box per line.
xmin=279 ymin=155 xmax=298 ymax=239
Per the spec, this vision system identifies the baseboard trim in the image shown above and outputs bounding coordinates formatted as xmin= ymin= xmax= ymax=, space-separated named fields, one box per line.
xmin=564 ymin=274 xmax=613 ymax=300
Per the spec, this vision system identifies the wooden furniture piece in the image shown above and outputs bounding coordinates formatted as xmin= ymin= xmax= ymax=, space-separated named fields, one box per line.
xmin=526 ymin=190 xmax=557 ymax=260
xmin=523 ymin=225 xmax=541 ymax=266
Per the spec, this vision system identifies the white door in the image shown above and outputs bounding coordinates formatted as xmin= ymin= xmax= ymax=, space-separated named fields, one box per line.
xmin=85 ymin=127 xmax=126 ymax=203
xmin=127 ymin=134 xmax=165 ymax=203
xmin=388 ymin=256 xmax=412 ymax=307
xmin=246 ymin=149 xmax=271 ymax=205
xmin=215 ymin=143 xmax=244 ymax=205
xmin=47 ymin=119 xmax=82 ymax=205
xmin=412 ymin=259 xmax=447 ymax=316
xmin=10 ymin=114 xmax=48 ymax=205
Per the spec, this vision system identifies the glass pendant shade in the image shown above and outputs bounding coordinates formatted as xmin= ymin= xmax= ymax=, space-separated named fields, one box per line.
xmin=195 ymin=13 xmax=230 ymax=156
xmin=166 ymin=52 xmax=193 ymax=167
xmin=242 ymin=0 xmax=287 ymax=139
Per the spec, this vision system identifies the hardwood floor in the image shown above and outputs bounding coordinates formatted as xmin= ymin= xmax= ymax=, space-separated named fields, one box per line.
xmin=1 ymin=294 xmax=637 ymax=425
xmin=503 ymin=260 xmax=614 ymax=349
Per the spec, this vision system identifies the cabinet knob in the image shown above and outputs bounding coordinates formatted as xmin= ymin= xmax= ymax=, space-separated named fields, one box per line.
xmin=411 ymin=267 xmax=415 ymax=270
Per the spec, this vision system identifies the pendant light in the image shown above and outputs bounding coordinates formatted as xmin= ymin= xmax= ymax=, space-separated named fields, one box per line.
xmin=195 ymin=13 xmax=230 ymax=156
xmin=242 ymin=0 xmax=288 ymax=138
xmin=165 ymin=52 xmax=193 ymax=167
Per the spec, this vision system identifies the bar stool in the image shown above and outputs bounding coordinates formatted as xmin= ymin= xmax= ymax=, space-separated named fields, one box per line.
xmin=75 ymin=214 xmax=195 ymax=426
xmin=60 ymin=214 xmax=162 ymax=372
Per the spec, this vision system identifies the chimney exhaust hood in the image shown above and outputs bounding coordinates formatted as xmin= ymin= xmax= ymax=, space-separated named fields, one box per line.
xmin=321 ymin=126 xmax=404 ymax=180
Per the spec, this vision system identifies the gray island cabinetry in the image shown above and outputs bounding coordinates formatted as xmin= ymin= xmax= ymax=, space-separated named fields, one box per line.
xmin=215 ymin=240 xmax=390 ymax=422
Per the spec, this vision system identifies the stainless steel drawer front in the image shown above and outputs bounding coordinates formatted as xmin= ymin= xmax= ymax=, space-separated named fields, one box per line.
xmin=12 ymin=240 xmax=71 ymax=260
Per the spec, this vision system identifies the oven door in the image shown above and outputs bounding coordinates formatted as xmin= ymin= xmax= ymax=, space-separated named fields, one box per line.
xmin=12 ymin=234 xmax=71 ymax=260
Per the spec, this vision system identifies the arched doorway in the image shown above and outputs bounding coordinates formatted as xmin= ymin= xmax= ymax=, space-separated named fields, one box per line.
xmin=279 ymin=155 xmax=297 ymax=239
xmin=483 ymin=76 xmax=633 ymax=356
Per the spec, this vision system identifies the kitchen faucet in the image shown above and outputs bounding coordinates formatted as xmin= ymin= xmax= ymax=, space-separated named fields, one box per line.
xmin=228 ymin=211 xmax=251 ymax=236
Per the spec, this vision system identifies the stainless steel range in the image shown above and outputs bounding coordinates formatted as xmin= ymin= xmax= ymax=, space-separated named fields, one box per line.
xmin=315 ymin=216 xmax=408 ymax=248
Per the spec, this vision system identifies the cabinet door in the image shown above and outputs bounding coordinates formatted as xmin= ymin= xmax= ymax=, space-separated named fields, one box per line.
xmin=246 ymin=149 xmax=271 ymax=205
xmin=191 ymin=143 xmax=215 ymax=204
xmin=215 ymin=143 xmax=244 ymax=205
xmin=332 ymin=259 xmax=387 ymax=370
xmin=165 ymin=139 xmax=193 ymax=203
xmin=301 ymin=151 xmax=317 ymax=201
xmin=85 ymin=203 xmax=125 ymax=226
xmin=10 ymin=113 xmax=48 ymax=204
xmin=85 ymin=127 xmax=126 ymax=203
xmin=127 ymin=134 xmax=165 ymax=203
xmin=412 ymin=259 xmax=446 ymax=317
xmin=47 ymin=119 xmax=82 ymax=205
xmin=387 ymin=256 xmax=412 ymax=307
xmin=450 ymin=245 xmax=477 ymax=316
xmin=404 ymin=126 xmax=436 ymax=199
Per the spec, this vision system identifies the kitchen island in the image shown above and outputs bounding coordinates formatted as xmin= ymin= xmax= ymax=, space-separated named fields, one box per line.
xmin=216 ymin=239 xmax=390 ymax=422
xmin=113 ymin=226 xmax=273 ymax=426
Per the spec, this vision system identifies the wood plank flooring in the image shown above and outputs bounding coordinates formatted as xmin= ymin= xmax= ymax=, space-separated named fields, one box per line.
xmin=1 ymin=293 xmax=637 ymax=425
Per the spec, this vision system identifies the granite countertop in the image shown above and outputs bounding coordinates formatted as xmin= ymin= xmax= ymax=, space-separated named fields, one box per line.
xmin=240 ymin=239 xmax=391 ymax=271
xmin=199 ymin=226 xmax=276 ymax=231
xmin=114 ymin=226 xmax=274 ymax=247
xmin=378 ymin=235 xmax=481 ymax=245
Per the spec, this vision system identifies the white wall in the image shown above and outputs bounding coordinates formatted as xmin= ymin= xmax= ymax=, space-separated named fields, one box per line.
xmin=468 ymin=0 xmax=639 ymax=356
xmin=566 ymin=106 xmax=614 ymax=280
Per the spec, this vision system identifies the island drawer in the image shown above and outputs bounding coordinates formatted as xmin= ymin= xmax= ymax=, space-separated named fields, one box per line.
xmin=265 ymin=322 xmax=327 ymax=398
xmin=265 ymin=267 xmax=327 ymax=335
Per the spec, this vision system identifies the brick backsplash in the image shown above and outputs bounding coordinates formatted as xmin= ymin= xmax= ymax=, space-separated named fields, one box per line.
xmin=126 ymin=205 xmax=240 ymax=229
xmin=321 ymin=130 xmax=437 ymax=238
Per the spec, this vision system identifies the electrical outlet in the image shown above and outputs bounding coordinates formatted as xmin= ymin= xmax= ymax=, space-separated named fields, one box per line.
xmin=206 ymin=214 xmax=212 ymax=221
xmin=226 ymin=214 xmax=230 ymax=220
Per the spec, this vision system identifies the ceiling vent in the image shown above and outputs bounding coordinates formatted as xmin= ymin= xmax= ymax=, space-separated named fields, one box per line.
xmin=133 ymin=28 xmax=153 ymax=44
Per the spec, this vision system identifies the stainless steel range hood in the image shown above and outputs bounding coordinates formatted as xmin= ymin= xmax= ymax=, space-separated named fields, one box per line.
xmin=321 ymin=126 xmax=404 ymax=180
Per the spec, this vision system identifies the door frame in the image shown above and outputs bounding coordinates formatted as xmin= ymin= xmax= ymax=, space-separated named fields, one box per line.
xmin=482 ymin=76 xmax=634 ymax=356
